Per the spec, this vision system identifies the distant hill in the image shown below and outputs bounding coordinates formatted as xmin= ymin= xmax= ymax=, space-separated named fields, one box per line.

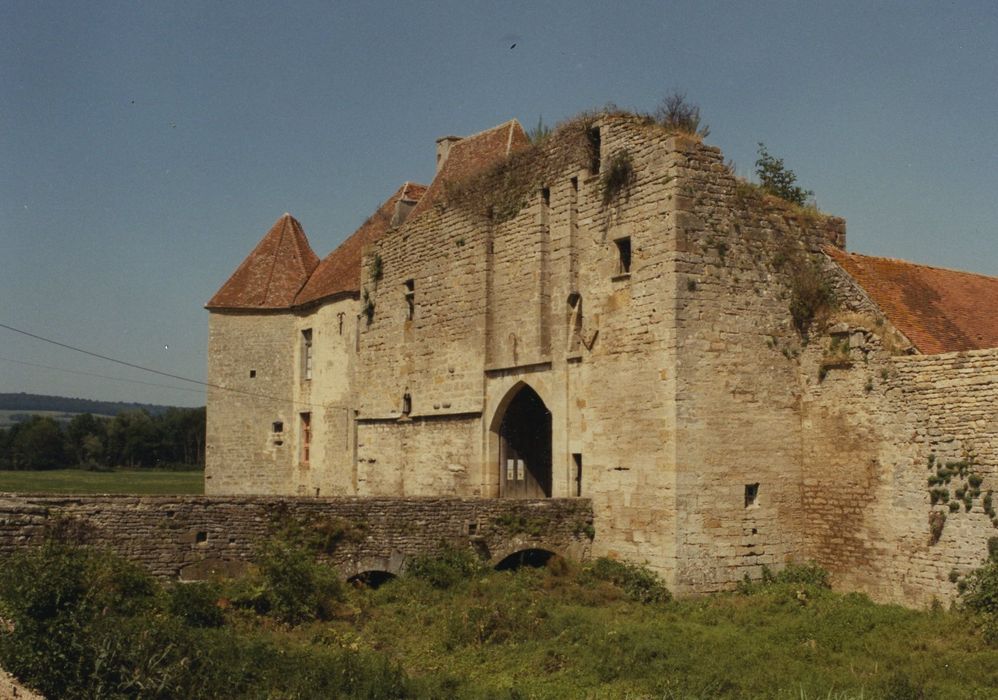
xmin=0 ymin=393 xmax=194 ymax=419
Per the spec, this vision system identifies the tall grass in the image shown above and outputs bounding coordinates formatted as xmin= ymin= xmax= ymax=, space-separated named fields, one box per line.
xmin=1 ymin=545 xmax=997 ymax=698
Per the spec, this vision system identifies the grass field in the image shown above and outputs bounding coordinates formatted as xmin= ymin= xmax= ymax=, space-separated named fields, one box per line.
xmin=0 ymin=469 xmax=203 ymax=495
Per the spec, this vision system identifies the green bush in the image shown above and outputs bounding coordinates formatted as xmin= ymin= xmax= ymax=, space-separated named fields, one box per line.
xmin=168 ymin=581 xmax=225 ymax=628
xmin=755 ymin=143 xmax=813 ymax=206
xmin=0 ymin=544 xmax=164 ymax=698
xmin=584 ymin=558 xmax=671 ymax=604
xmin=251 ymin=540 xmax=346 ymax=625
xmin=769 ymin=561 xmax=831 ymax=588
xmin=404 ymin=544 xmax=486 ymax=590
xmin=960 ymin=559 xmax=998 ymax=644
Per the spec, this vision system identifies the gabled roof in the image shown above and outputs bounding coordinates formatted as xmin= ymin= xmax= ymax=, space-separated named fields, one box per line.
xmin=408 ymin=119 xmax=530 ymax=220
xmin=294 ymin=182 xmax=427 ymax=307
xmin=207 ymin=213 xmax=320 ymax=310
xmin=827 ymin=247 xmax=998 ymax=354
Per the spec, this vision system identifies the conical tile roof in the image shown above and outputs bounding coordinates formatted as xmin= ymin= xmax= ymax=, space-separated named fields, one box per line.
xmin=207 ymin=213 xmax=320 ymax=310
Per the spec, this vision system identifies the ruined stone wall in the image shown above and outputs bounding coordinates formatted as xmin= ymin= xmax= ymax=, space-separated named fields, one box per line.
xmin=205 ymin=311 xmax=298 ymax=495
xmin=668 ymin=135 xmax=847 ymax=593
xmin=0 ymin=494 xmax=593 ymax=581
xmin=802 ymin=336 xmax=998 ymax=605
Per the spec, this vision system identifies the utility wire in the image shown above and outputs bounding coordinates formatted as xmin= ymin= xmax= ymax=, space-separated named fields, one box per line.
xmin=0 ymin=355 xmax=206 ymax=397
xmin=0 ymin=322 xmax=318 ymax=408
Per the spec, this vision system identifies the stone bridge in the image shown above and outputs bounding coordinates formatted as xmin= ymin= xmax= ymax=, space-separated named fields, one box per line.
xmin=0 ymin=495 xmax=594 ymax=581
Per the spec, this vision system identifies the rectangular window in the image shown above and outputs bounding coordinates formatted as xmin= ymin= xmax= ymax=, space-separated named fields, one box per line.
xmin=615 ymin=237 xmax=632 ymax=275
xmin=745 ymin=483 xmax=759 ymax=508
xmin=300 ymin=412 xmax=311 ymax=465
xmin=272 ymin=421 xmax=283 ymax=433
xmin=404 ymin=279 xmax=415 ymax=321
xmin=301 ymin=329 xmax=313 ymax=381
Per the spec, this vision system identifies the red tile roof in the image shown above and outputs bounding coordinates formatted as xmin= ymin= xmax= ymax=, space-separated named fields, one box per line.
xmin=293 ymin=182 xmax=427 ymax=306
xmin=206 ymin=213 xmax=319 ymax=310
xmin=408 ymin=119 xmax=530 ymax=220
xmin=827 ymin=247 xmax=998 ymax=354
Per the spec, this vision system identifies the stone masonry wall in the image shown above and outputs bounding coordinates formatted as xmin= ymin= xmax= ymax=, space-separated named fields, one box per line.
xmin=205 ymin=311 xmax=298 ymax=495
xmin=0 ymin=494 xmax=594 ymax=581
xmin=802 ymin=337 xmax=998 ymax=605
xmin=667 ymin=134 xmax=846 ymax=594
xmin=353 ymin=116 xmax=682 ymax=580
xmin=293 ymin=297 xmax=358 ymax=497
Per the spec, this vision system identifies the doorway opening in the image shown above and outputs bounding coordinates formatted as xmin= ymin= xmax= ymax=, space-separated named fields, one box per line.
xmin=498 ymin=384 xmax=552 ymax=498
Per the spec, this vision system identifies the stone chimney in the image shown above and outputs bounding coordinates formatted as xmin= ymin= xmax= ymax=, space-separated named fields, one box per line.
xmin=435 ymin=135 xmax=462 ymax=173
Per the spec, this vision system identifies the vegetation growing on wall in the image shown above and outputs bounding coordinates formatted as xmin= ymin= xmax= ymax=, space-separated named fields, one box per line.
xmin=444 ymin=112 xmax=602 ymax=223
xmin=600 ymin=150 xmax=635 ymax=207
xmin=926 ymin=451 xmax=992 ymax=543
xmin=755 ymin=143 xmax=813 ymax=206
xmin=446 ymin=95 xmax=711 ymax=223
xmin=653 ymin=91 xmax=710 ymax=138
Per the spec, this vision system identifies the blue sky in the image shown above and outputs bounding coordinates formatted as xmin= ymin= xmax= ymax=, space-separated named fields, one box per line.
xmin=2 ymin=1 xmax=997 ymax=407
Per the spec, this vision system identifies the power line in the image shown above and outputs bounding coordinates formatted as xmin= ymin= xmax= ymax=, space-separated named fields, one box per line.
xmin=0 ymin=322 xmax=205 ymax=386
xmin=0 ymin=355 xmax=206 ymax=397
xmin=0 ymin=321 xmax=318 ymax=408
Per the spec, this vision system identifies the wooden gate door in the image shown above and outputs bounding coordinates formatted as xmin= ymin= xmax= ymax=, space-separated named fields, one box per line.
xmin=498 ymin=385 xmax=552 ymax=498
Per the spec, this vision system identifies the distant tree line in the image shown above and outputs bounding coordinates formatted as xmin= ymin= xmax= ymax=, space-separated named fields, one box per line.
xmin=0 ymin=407 xmax=205 ymax=470
xmin=0 ymin=392 xmax=175 ymax=417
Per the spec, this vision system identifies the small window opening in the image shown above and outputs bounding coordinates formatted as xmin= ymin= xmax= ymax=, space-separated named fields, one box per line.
xmin=401 ymin=392 xmax=412 ymax=416
xmin=745 ymin=483 xmax=760 ymax=508
xmin=337 ymin=312 xmax=345 ymax=335
xmin=404 ymin=279 xmax=415 ymax=321
xmin=300 ymin=412 xmax=311 ymax=465
xmin=272 ymin=421 xmax=283 ymax=433
xmin=615 ymin=237 xmax=632 ymax=275
xmin=587 ymin=127 xmax=601 ymax=173
xmin=541 ymin=187 xmax=550 ymax=206
xmin=249 ymin=369 xmax=256 ymax=378
xmin=195 ymin=531 xmax=207 ymax=544
xmin=301 ymin=329 xmax=313 ymax=381
xmin=573 ymin=453 xmax=583 ymax=497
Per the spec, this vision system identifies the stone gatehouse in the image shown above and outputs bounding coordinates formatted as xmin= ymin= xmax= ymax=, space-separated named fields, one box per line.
xmin=205 ymin=111 xmax=998 ymax=605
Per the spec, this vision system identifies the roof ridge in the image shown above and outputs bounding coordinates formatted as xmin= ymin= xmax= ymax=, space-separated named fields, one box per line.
xmin=830 ymin=247 xmax=998 ymax=281
xmin=260 ymin=215 xmax=288 ymax=305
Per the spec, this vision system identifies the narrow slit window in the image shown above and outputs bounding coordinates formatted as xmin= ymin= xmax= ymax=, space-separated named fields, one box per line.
xmin=301 ymin=329 xmax=313 ymax=381
xmin=401 ymin=392 xmax=412 ymax=416
xmin=745 ymin=483 xmax=759 ymax=508
xmin=299 ymin=412 xmax=311 ymax=465
xmin=573 ymin=453 xmax=583 ymax=497
xmin=587 ymin=127 xmax=601 ymax=174
xmin=404 ymin=279 xmax=415 ymax=321
xmin=615 ymin=237 xmax=632 ymax=275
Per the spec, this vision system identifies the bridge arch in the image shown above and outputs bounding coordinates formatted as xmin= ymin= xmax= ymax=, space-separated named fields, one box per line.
xmin=493 ymin=547 xmax=559 ymax=571
xmin=488 ymin=382 xmax=552 ymax=498
xmin=347 ymin=570 xmax=397 ymax=588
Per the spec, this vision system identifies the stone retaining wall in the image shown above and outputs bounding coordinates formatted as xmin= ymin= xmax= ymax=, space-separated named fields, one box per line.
xmin=0 ymin=495 xmax=594 ymax=580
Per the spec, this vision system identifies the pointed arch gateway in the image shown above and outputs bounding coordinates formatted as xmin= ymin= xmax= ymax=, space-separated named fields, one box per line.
xmin=494 ymin=383 xmax=552 ymax=498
